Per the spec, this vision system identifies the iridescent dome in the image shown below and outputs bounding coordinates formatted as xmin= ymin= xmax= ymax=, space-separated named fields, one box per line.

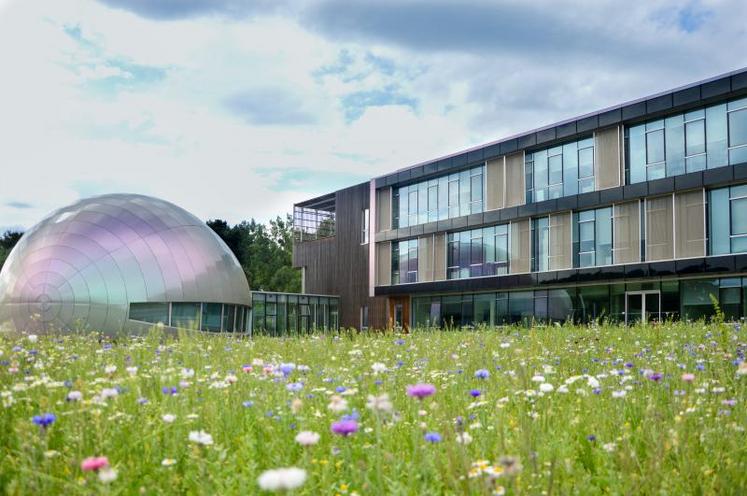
xmin=0 ymin=194 xmax=251 ymax=334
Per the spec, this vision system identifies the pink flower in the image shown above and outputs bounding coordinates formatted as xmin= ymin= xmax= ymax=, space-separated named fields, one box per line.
xmin=407 ymin=383 xmax=436 ymax=399
xmin=681 ymin=373 xmax=695 ymax=382
xmin=81 ymin=456 xmax=109 ymax=472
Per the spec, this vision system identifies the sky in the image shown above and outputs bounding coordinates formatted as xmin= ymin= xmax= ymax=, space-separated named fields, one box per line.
xmin=0 ymin=0 xmax=745 ymax=232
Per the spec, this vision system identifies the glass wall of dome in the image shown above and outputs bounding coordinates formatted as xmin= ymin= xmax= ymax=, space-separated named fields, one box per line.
xmin=0 ymin=194 xmax=252 ymax=334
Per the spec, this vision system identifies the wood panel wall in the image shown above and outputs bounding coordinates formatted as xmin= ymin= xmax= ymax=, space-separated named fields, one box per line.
xmin=293 ymin=182 xmax=389 ymax=330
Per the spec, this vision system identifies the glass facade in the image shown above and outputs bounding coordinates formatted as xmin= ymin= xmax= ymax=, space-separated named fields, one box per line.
xmin=412 ymin=278 xmax=747 ymax=328
xmin=525 ymin=137 xmax=594 ymax=203
xmin=574 ymin=207 xmax=613 ymax=267
xmin=532 ymin=217 xmax=550 ymax=272
xmin=392 ymin=239 xmax=418 ymax=284
xmin=252 ymin=292 xmax=339 ymax=336
xmin=626 ymin=97 xmax=747 ymax=184
xmin=709 ymin=184 xmax=747 ymax=255
xmin=392 ymin=165 xmax=484 ymax=229
xmin=447 ymin=224 xmax=509 ymax=279
xmin=129 ymin=302 xmax=250 ymax=332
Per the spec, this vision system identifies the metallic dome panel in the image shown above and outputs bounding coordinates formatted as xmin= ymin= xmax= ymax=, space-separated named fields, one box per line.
xmin=0 ymin=194 xmax=251 ymax=334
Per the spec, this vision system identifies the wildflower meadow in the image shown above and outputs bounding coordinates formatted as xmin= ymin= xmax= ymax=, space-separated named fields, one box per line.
xmin=1 ymin=321 xmax=746 ymax=495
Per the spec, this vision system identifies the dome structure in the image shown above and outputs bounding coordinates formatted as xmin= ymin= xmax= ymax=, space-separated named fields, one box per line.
xmin=0 ymin=194 xmax=251 ymax=334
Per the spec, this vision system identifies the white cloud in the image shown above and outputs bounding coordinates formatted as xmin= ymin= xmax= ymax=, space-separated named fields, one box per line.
xmin=0 ymin=0 xmax=745 ymax=232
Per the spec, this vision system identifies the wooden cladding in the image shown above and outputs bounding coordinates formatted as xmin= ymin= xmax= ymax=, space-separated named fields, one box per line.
xmin=376 ymin=241 xmax=392 ymax=286
xmin=549 ymin=212 xmax=572 ymax=270
xmin=594 ymin=126 xmax=622 ymax=190
xmin=505 ymin=152 xmax=525 ymax=208
xmin=485 ymin=157 xmax=505 ymax=210
xmin=613 ymin=201 xmax=640 ymax=264
xmin=675 ymin=190 xmax=705 ymax=258
xmin=509 ymin=219 xmax=531 ymax=273
xmin=376 ymin=187 xmax=392 ymax=232
xmin=645 ymin=196 xmax=674 ymax=262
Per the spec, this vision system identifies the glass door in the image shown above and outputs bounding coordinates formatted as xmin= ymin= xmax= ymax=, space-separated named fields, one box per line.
xmin=394 ymin=304 xmax=403 ymax=329
xmin=625 ymin=291 xmax=661 ymax=325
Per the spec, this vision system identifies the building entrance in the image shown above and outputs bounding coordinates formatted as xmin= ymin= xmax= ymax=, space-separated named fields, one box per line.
xmin=625 ymin=291 xmax=661 ymax=325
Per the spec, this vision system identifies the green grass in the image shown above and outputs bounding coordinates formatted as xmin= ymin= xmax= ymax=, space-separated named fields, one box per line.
xmin=1 ymin=321 xmax=746 ymax=495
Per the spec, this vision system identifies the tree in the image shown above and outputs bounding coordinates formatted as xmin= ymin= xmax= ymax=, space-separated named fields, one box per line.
xmin=0 ymin=230 xmax=23 ymax=271
xmin=207 ymin=215 xmax=301 ymax=293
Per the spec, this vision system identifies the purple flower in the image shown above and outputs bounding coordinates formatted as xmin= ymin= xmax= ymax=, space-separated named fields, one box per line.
xmin=32 ymin=413 xmax=56 ymax=428
xmin=648 ymin=373 xmax=663 ymax=382
xmin=335 ymin=386 xmax=347 ymax=393
xmin=162 ymin=386 xmax=178 ymax=395
xmin=586 ymin=434 xmax=596 ymax=442
xmin=331 ymin=419 xmax=358 ymax=436
xmin=279 ymin=363 xmax=296 ymax=376
xmin=406 ymin=383 xmax=436 ymax=399
xmin=474 ymin=369 xmax=490 ymax=379
xmin=424 ymin=432 xmax=442 ymax=443
xmin=394 ymin=339 xmax=405 ymax=346
xmin=470 ymin=389 xmax=481 ymax=398
xmin=242 ymin=400 xmax=254 ymax=408
xmin=286 ymin=382 xmax=304 ymax=392
xmin=137 ymin=397 xmax=149 ymax=405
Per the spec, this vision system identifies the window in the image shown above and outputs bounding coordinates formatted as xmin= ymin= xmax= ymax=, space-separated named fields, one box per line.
xmin=626 ymin=97 xmax=747 ymax=184
xmin=171 ymin=303 xmax=201 ymax=329
xmin=361 ymin=208 xmax=369 ymax=244
xmin=709 ymin=184 xmax=747 ymax=255
xmin=360 ymin=305 xmax=369 ymax=330
xmin=129 ymin=303 xmax=169 ymax=324
xmin=574 ymin=207 xmax=613 ymax=268
xmin=525 ymin=137 xmax=594 ymax=203
xmin=201 ymin=303 xmax=222 ymax=332
xmin=392 ymin=239 xmax=418 ymax=284
xmin=447 ymin=224 xmax=509 ymax=280
xmin=532 ymin=217 xmax=550 ymax=272
xmin=392 ymin=165 xmax=485 ymax=229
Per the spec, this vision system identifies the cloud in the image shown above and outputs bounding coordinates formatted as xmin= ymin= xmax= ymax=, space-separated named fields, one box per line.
xmin=223 ymin=88 xmax=318 ymax=125
xmin=95 ymin=0 xmax=285 ymax=20
xmin=341 ymin=87 xmax=417 ymax=122
xmin=5 ymin=202 xmax=33 ymax=209
xmin=256 ymin=167 xmax=370 ymax=193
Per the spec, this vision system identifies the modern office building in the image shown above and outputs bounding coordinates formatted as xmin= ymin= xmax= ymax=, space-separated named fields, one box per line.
xmin=293 ymin=68 xmax=747 ymax=329
xmin=0 ymin=194 xmax=252 ymax=334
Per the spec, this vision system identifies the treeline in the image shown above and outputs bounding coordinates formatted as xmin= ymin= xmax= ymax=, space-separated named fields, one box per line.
xmin=0 ymin=218 xmax=300 ymax=293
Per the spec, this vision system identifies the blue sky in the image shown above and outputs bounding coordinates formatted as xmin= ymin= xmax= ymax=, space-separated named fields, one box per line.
xmin=0 ymin=0 xmax=745 ymax=231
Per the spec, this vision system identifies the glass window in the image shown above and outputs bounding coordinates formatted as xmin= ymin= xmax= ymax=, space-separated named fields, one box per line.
xmin=392 ymin=239 xmax=418 ymax=284
xmin=709 ymin=185 xmax=747 ymax=255
xmin=129 ymin=302 xmax=169 ymax=325
xmin=447 ymin=224 xmax=509 ymax=280
xmin=627 ymin=97 xmax=747 ymax=184
xmin=533 ymin=217 xmax=550 ymax=272
xmin=201 ymin=303 xmax=222 ymax=332
xmin=525 ymin=137 xmax=594 ymax=203
xmin=508 ymin=291 xmax=534 ymax=325
xmin=681 ymin=279 xmax=718 ymax=321
xmin=392 ymin=165 xmax=485 ymax=228
xmin=171 ymin=303 xmax=201 ymax=329
xmin=577 ymin=286 xmax=609 ymax=323
xmin=361 ymin=208 xmax=369 ymax=244
xmin=223 ymin=304 xmax=236 ymax=332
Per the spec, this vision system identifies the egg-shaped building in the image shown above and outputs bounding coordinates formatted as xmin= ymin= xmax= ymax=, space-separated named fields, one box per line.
xmin=0 ymin=194 xmax=251 ymax=334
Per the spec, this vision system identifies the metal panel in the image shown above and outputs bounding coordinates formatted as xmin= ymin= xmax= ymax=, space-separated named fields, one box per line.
xmin=510 ymin=219 xmax=531 ymax=273
xmin=505 ymin=151 xmax=525 ymax=207
xmin=376 ymin=187 xmax=392 ymax=232
xmin=417 ymin=235 xmax=433 ymax=282
xmin=674 ymin=189 xmax=706 ymax=258
xmin=549 ymin=212 xmax=572 ymax=270
xmin=376 ymin=242 xmax=392 ymax=286
xmin=485 ymin=156 xmax=505 ymax=211
xmin=594 ymin=126 xmax=622 ymax=190
xmin=613 ymin=201 xmax=640 ymax=264
xmin=645 ymin=195 xmax=674 ymax=262
xmin=433 ymin=233 xmax=447 ymax=281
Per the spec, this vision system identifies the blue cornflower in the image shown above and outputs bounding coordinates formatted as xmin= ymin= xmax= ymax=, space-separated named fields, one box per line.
xmin=470 ymin=389 xmax=481 ymax=398
xmin=394 ymin=339 xmax=405 ymax=346
xmin=586 ymin=434 xmax=596 ymax=442
xmin=32 ymin=413 xmax=56 ymax=428
xmin=243 ymin=401 xmax=254 ymax=408
xmin=279 ymin=363 xmax=296 ymax=376
xmin=475 ymin=369 xmax=490 ymax=379
xmin=424 ymin=432 xmax=442 ymax=443
xmin=162 ymin=386 xmax=178 ymax=395
xmin=335 ymin=386 xmax=347 ymax=393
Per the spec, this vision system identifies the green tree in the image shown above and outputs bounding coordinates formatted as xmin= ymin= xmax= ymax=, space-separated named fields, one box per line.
xmin=207 ymin=215 xmax=300 ymax=293
xmin=0 ymin=230 xmax=23 ymax=271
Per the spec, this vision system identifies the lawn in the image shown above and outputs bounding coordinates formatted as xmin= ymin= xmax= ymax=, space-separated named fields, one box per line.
xmin=1 ymin=321 xmax=746 ymax=495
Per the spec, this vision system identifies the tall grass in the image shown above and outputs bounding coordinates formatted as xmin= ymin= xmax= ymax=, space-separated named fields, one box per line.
xmin=1 ymin=321 xmax=746 ymax=494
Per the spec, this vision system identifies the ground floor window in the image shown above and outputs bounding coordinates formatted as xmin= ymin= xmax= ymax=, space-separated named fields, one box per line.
xmin=411 ymin=276 xmax=747 ymax=328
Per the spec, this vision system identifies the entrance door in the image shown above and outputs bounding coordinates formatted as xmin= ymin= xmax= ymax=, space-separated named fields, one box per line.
xmin=625 ymin=291 xmax=661 ymax=325
xmin=388 ymin=296 xmax=410 ymax=331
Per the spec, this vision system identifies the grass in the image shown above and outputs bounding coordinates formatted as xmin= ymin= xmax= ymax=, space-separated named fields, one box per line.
xmin=1 ymin=321 xmax=746 ymax=495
